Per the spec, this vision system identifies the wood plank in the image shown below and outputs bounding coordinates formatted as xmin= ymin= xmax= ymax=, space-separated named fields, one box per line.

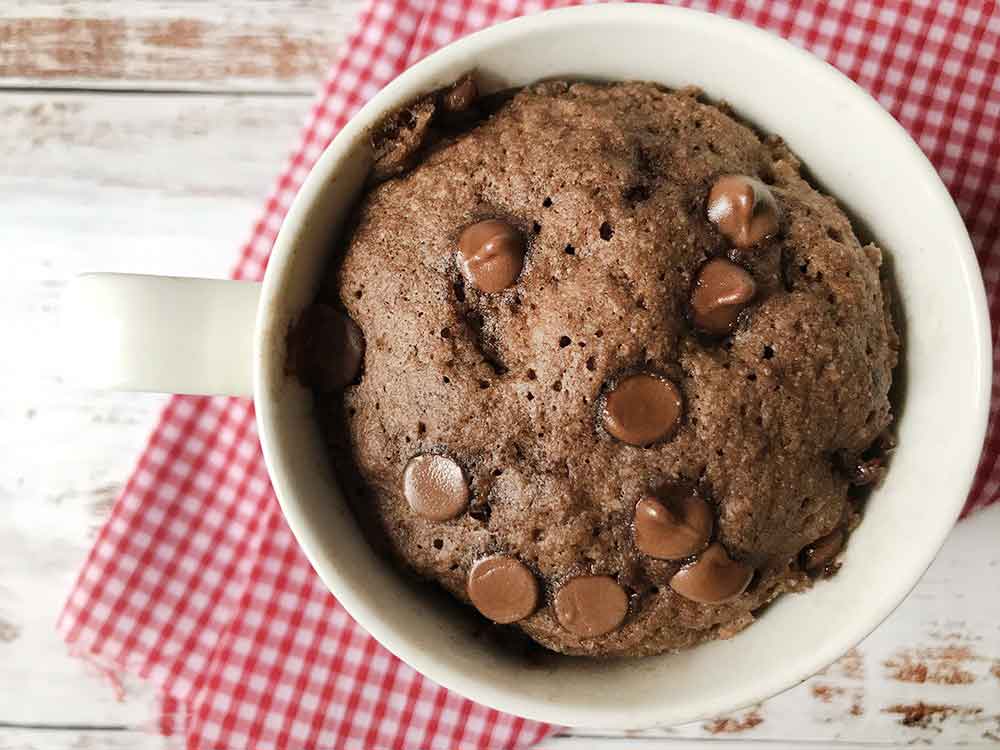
xmin=0 ymin=90 xmax=305 ymax=724
xmin=1 ymin=88 xmax=998 ymax=745
xmin=0 ymin=0 xmax=365 ymax=93
xmin=0 ymin=729 xmax=174 ymax=750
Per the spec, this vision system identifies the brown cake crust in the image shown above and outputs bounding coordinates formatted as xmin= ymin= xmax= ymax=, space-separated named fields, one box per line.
xmin=315 ymin=81 xmax=898 ymax=657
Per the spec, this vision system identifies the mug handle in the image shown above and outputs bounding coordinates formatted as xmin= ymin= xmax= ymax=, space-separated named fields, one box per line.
xmin=64 ymin=274 xmax=261 ymax=397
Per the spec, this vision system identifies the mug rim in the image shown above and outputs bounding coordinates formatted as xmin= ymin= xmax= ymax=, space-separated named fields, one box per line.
xmin=253 ymin=3 xmax=991 ymax=727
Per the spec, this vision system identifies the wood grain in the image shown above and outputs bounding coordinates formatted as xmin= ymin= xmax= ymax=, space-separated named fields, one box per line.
xmin=1 ymin=5 xmax=999 ymax=746
xmin=0 ymin=729 xmax=177 ymax=750
xmin=2 ymin=87 xmax=1000 ymax=745
xmin=0 ymin=1 xmax=365 ymax=93
xmin=0 ymin=91 xmax=304 ymax=725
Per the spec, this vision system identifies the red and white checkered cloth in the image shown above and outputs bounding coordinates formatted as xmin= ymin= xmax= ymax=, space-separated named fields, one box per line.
xmin=60 ymin=1 xmax=999 ymax=748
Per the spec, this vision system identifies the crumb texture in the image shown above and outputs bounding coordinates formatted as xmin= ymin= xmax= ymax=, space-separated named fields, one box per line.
xmin=318 ymin=81 xmax=898 ymax=657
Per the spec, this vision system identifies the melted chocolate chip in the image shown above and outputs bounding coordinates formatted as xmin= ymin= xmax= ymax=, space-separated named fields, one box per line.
xmin=458 ymin=220 xmax=524 ymax=293
xmin=601 ymin=373 xmax=683 ymax=446
xmin=690 ymin=258 xmax=757 ymax=335
xmin=288 ymin=304 xmax=365 ymax=391
xmin=707 ymin=175 xmax=781 ymax=248
xmin=669 ymin=543 xmax=753 ymax=604
xmin=402 ymin=454 xmax=469 ymax=521
xmin=842 ymin=431 xmax=896 ymax=486
xmin=554 ymin=575 xmax=628 ymax=637
xmin=467 ymin=555 xmax=538 ymax=623
xmin=848 ymin=456 xmax=886 ymax=486
xmin=802 ymin=528 xmax=845 ymax=572
xmin=443 ymin=76 xmax=478 ymax=113
xmin=634 ymin=492 xmax=713 ymax=560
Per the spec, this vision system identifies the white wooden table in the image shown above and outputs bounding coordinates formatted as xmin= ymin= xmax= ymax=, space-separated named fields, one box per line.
xmin=2 ymin=3 xmax=998 ymax=748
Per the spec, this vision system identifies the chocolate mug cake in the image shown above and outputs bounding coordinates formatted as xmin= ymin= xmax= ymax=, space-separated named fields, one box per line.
xmin=288 ymin=77 xmax=898 ymax=657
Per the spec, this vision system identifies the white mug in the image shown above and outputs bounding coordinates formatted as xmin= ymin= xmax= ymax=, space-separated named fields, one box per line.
xmin=65 ymin=4 xmax=991 ymax=728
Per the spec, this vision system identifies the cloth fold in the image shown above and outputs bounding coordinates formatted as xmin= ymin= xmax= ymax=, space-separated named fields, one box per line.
xmin=60 ymin=1 xmax=999 ymax=748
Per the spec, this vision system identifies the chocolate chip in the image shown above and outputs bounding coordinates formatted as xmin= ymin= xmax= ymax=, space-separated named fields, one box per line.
xmin=288 ymin=304 xmax=365 ymax=391
xmin=601 ymin=373 xmax=683 ymax=446
xmin=467 ymin=555 xmax=539 ymax=624
xmin=690 ymin=258 xmax=757 ymax=335
xmin=402 ymin=454 xmax=469 ymax=521
xmin=442 ymin=76 xmax=478 ymax=113
xmin=669 ymin=543 xmax=753 ymax=604
xmin=848 ymin=457 xmax=885 ymax=485
xmin=458 ymin=220 xmax=524 ymax=293
xmin=554 ymin=575 xmax=628 ymax=637
xmin=801 ymin=528 xmax=845 ymax=572
xmin=845 ymin=430 xmax=896 ymax=487
xmin=707 ymin=174 xmax=781 ymax=248
xmin=634 ymin=492 xmax=713 ymax=560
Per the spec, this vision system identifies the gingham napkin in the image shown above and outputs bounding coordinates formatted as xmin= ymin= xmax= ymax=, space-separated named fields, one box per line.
xmin=60 ymin=1 xmax=999 ymax=748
